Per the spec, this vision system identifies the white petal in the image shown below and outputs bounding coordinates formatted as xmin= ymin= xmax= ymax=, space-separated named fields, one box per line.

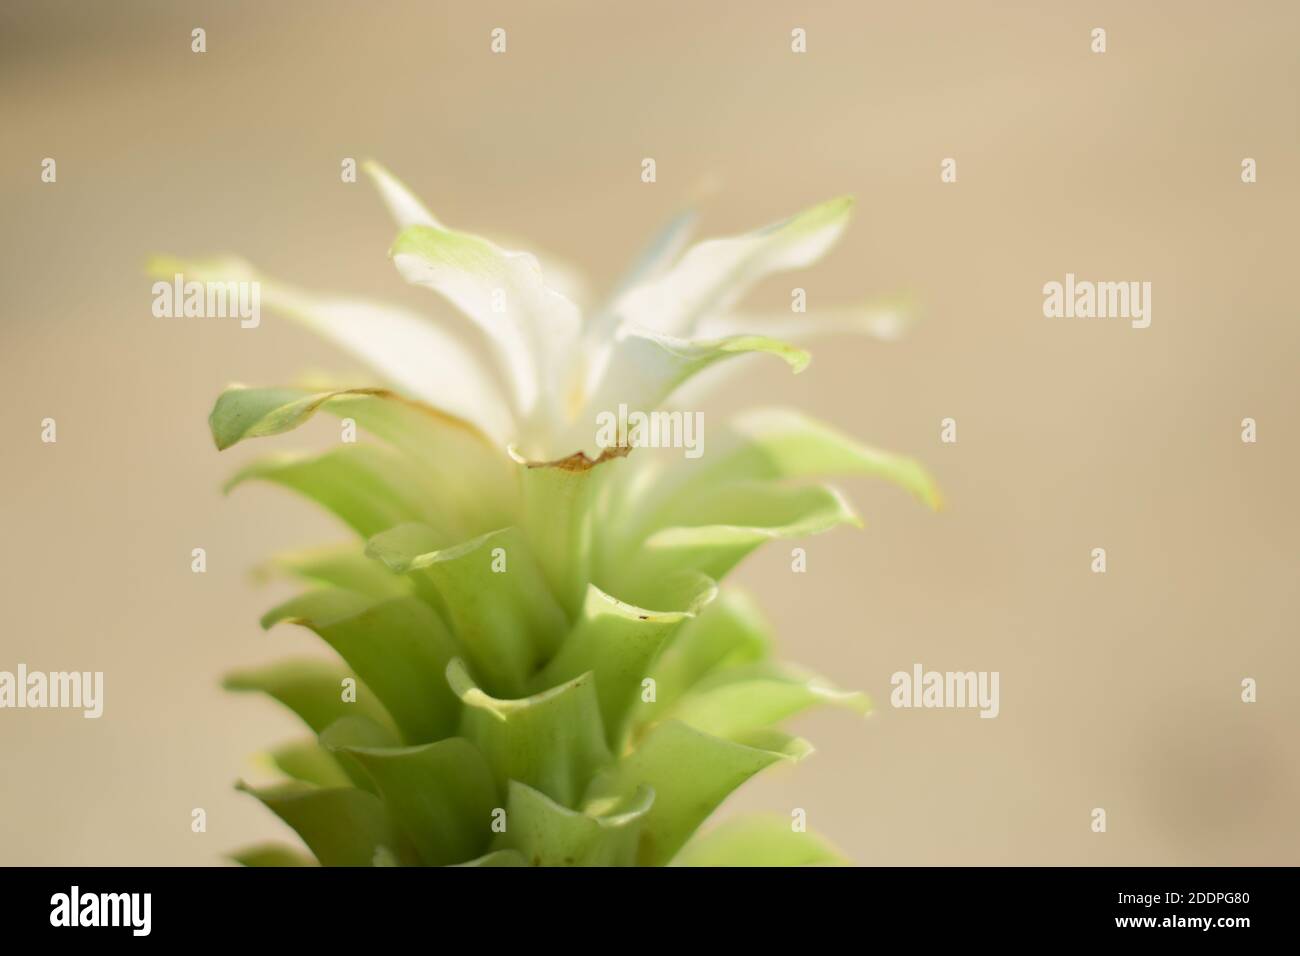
xmin=694 ymin=298 xmax=913 ymax=344
xmin=149 ymin=255 xmax=514 ymax=443
xmin=487 ymin=232 xmax=590 ymax=310
xmin=557 ymin=327 xmax=808 ymax=457
xmin=362 ymin=160 xmax=441 ymax=228
xmin=581 ymin=209 xmax=698 ymax=356
xmin=675 ymin=297 xmax=914 ymax=405
xmin=607 ymin=209 xmax=698 ymax=303
xmin=365 ymin=162 xmax=590 ymax=308
xmin=609 ymin=197 xmax=854 ymax=338
xmin=281 ymin=297 xmax=514 ymax=441
xmin=390 ymin=225 xmax=583 ymax=431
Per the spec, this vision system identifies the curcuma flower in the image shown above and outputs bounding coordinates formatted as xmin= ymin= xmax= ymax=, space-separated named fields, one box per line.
xmin=160 ymin=162 xmax=939 ymax=867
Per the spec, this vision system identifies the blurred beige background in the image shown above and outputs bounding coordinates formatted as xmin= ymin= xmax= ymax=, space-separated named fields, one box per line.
xmin=2 ymin=0 xmax=1297 ymax=865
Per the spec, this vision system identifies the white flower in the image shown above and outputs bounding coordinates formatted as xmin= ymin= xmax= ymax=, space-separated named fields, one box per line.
xmin=164 ymin=162 xmax=910 ymax=464
xmin=176 ymin=162 xmax=941 ymax=867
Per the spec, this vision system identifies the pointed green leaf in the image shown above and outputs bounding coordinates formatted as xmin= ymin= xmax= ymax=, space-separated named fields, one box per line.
xmin=625 ymin=410 xmax=940 ymax=546
xmin=317 ymin=714 xmax=402 ymax=751
xmin=532 ymin=584 xmax=690 ymax=747
xmin=230 ymin=843 xmax=318 ymax=867
xmin=666 ymin=661 xmax=870 ymax=740
xmin=268 ymin=739 xmax=353 ymax=788
xmin=352 ymin=522 xmax=451 ymax=617
xmin=255 ymin=542 xmax=411 ymax=601
xmin=210 ymin=384 xmax=513 ymax=529
xmin=495 ymin=781 xmax=653 ymax=867
xmin=448 ymin=659 xmax=611 ymax=809
xmin=368 ymin=525 xmax=567 ymax=697
xmin=617 ymin=483 xmax=860 ymax=588
xmin=719 ymin=409 xmax=940 ymax=508
xmin=584 ymin=720 xmax=811 ymax=865
xmin=515 ymin=453 xmax=622 ymax=617
xmin=454 ymin=849 xmax=527 ymax=867
xmin=670 ymin=814 xmax=850 ymax=867
xmin=225 ymin=444 xmax=462 ymax=541
xmin=209 ymin=385 xmax=383 ymax=451
xmin=638 ymin=589 xmax=774 ymax=724
xmin=222 ymin=658 xmax=396 ymax=737
xmin=263 ymin=590 xmax=460 ymax=743
xmin=236 ymin=782 xmax=404 ymax=867
xmin=317 ymin=714 xmax=401 ymax=793
xmin=333 ymin=737 xmax=497 ymax=866
xmin=656 ymin=478 xmax=861 ymax=532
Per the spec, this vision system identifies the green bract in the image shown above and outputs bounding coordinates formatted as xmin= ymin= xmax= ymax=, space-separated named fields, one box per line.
xmin=172 ymin=162 xmax=939 ymax=867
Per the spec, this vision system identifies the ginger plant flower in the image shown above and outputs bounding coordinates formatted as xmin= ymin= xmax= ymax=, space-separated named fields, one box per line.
xmin=155 ymin=162 xmax=939 ymax=867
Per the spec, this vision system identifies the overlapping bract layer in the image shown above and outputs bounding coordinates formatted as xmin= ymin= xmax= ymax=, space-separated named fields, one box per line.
xmin=189 ymin=164 xmax=938 ymax=866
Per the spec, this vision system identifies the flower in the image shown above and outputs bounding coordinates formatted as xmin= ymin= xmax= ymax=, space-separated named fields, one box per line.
xmin=158 ymin=162 xmax=939 ymax=866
